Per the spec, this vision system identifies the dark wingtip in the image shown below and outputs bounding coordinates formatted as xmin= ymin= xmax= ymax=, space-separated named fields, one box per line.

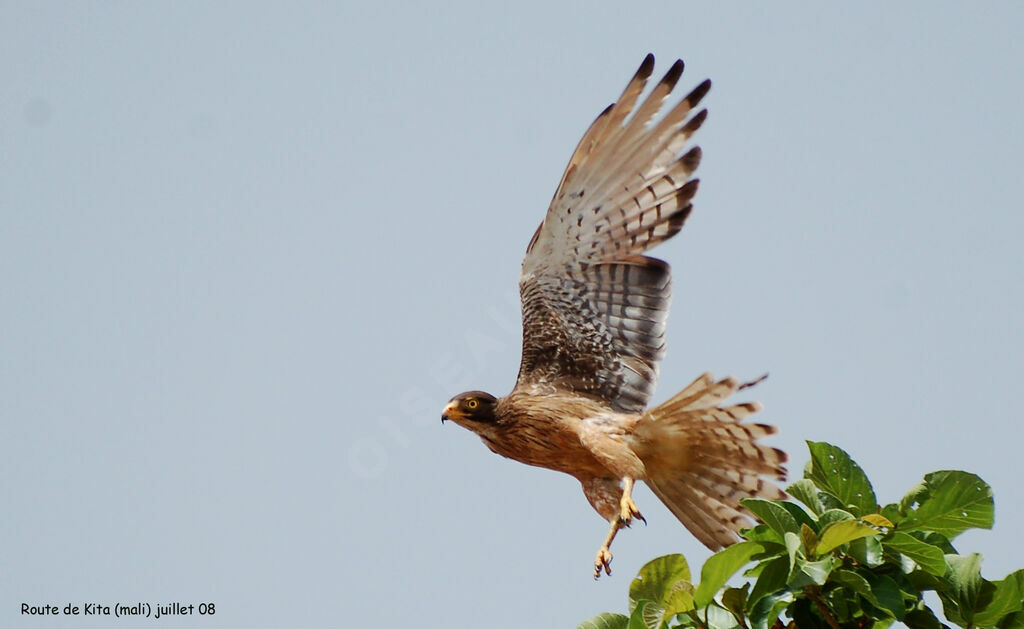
xmin=636 ymin=53 xmax=656 ymax=80
xmin=664 ymin=203 xmax=693 ymax=239
xmin=685 ymin=79 xmax=713 ymax=108
xmin=681 ymin=145 xmax=702 ymax=172
xmin=661 ymin=59 xmax=685 ymax=89
xmin=683 ymin=108 xmax=709 ymax=135
xmin=738 ymin=372 xmax=770 ymax=391
xmin=677 ymin=179 xmax=699 ymax=206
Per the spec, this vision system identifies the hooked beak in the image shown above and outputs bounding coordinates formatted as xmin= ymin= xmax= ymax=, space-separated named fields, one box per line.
xmin=441 ymin=401 xmax=461 ymax=424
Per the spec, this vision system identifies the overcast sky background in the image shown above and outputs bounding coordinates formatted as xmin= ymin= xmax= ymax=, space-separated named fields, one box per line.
xmin=3 ymin=2 xmax=1023 ymax=627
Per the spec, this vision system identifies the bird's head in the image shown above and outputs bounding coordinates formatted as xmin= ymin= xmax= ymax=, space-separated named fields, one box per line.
xmin=441 ymin=391 xmax=498 ymax=428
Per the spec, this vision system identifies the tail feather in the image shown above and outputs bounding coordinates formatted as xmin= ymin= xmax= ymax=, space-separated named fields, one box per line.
xmin=637 ymin=373 xmax=788 ymax=550
xmin=648 ymin=477 xmax=747 ymax=549
xmin=701 ymin=443 xmax=787 ymax=473
xmin=647 ymin=375 xmax=745 ymax=416
xmin=690 ymin=467 xmax=787 ymax=506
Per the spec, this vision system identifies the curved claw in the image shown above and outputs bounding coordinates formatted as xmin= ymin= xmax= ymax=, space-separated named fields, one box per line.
xmin=619 ymin=493 xmax=644 ymax=525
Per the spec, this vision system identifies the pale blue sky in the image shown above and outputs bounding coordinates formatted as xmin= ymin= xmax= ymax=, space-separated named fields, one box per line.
xmin=3 ymin=2 xmax=1023 ymax=627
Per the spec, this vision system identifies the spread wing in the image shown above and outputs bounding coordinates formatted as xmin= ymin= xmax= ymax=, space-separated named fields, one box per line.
xmin=516 ymin=55 xmax=710 ymax=413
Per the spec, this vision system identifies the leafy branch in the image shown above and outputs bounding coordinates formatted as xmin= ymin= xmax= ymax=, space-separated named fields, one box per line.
xmin=578 ymin=441 xmax=1023 ymax=629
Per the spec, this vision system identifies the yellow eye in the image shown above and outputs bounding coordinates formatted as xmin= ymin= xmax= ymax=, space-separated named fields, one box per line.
xmin=466 ymin=399 xmax=479 ymax=410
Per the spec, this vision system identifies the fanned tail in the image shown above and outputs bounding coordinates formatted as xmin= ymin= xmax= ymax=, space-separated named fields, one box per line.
xmin=635 ymin=373 xmax=788 ymax=550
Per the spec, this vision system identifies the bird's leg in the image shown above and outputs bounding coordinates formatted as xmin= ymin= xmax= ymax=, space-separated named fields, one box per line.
xmin=593 ymin=477 xmax=645 ymax=578
xmin=619 ymin=477 xmax=645 ymax=525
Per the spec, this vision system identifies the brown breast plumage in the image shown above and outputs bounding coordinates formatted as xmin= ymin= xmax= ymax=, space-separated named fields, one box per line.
xmin=472 ymin=390 xmax=616 ymax=479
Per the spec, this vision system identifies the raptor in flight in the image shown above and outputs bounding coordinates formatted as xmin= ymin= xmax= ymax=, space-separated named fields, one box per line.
xmin=442 ymin=55 xmax=787 ymax=578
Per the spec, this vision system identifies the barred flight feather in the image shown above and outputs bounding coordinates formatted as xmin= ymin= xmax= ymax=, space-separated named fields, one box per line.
xmin=517 ymin=56 xmax=711 ymax=412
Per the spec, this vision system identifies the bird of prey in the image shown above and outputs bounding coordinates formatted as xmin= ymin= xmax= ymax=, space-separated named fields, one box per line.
xmin=441 ymin=55 xmax=787 ymax=578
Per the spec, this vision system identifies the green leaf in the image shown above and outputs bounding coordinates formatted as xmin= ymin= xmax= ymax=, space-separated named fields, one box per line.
xmin=701 ymin=605 xmax=743 ymax=629
xmin=831 ymin=569 xmax=906 ymax=622
xmin=742 ymin=552 xmax=780 ymax=580
xmin=883 ymin=532 xmax=946 ymax=576
xmin=940 ymin=553 xmax=984 ymax=626
xmin=741 ymin=498 xmax=799 ymax=538
xmin=784 ymin=531 xmax=801 ymax=570
xmin=900 ymin=471 xmax=994 ymax=539
xmin=818 ymin=508 xmax=856 ymax=528
xmin=915 ymin=530 xmax=956 ymax=553
xmin=577 ymin=612 xmax=629 ymax=629
xmin=805 ymin=441 xmax=877 ymax=515
xmin=694 ymin=541 xmax=765 ymax=607
xmin=747 ymin=590 xmax=794 ymax=629
xmin=823 ymin=585 xmax=858 ymax=624
xmin=831 ymin=568 xmax=882 ymax=609
xmin=801 ymin=523 xmax=819 ymax=555
xmin=787 ymin=478 xmax=825 ymax=515
xmin=747 ymin=556 xmax=789 ymax=610
xmin=904 ymin=563 xmax=948 ymax=593
xmin=816 ymin=519 xmax=880 ymax=554
xmin=972 ymin=569 xmax=1024 ymax=627
xmin=720 ymin=585 xmax=749 ymax=619
xmin=639 ymin=601 xmax=667 ymax=629
xmin=848 ymin=534 xmax=885 ymax=568
xmin=860 ymin=513 xmax=894 ymax=528
xmin=788 ymin=555 xmax=838 ymax=588
xmin=880 ymin=502 xmax=904 ymax=525
xmin=817 ymin=491 xmax=847 ymax=513
xmin=778 ymin=501 xmax=819 ymax=532
xmin=627 ymin=600 xmax=659 ymax=629
xmin=900 ymin=480 xmax=929 ymax=515
xmin=741 ymin=524 xmax=785 ymax=545
xmin=865 ymin=572 xmax=906 ymax=620
xmin=629 ymin=554 xmax=694 ymax=621
xmin=787 ymin=598 xmax=828 ymax=628
xmin=902 ymin=606 xmax=946 ymax=629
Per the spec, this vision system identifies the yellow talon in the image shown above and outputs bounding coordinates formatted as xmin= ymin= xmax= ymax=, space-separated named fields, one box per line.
xmin=619 ymin=478 xmax=645 ymax=524
xmin=620 ymin=495 xmax=642 ymax=523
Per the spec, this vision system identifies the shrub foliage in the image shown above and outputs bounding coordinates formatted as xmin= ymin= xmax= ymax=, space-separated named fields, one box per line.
xmin=578 ymin=441 xmax=1022 ymax=629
